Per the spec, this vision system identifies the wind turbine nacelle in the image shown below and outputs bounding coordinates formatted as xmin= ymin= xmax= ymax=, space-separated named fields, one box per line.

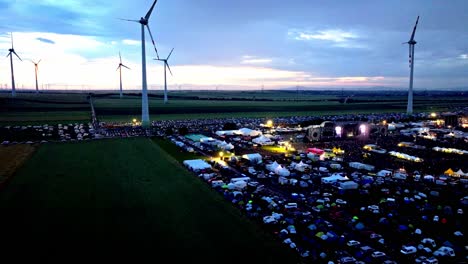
xmin=140 ymin=18 xmax=148 ymax=25
xmin=408 ymin=40 xmax=417 ymax=45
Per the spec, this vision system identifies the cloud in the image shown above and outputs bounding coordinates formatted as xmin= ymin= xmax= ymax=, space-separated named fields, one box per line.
xmin=241 ymin=55 xmax=273 ymax=65
xmin=36 ymin=37 xmax=55 ymax=44
xmin=293 ymin=29 xmax=358 ymax=43
xmin=288 ymin=29 xmax=366 ymax=49
xmin=122 ymin=39 xmax=140 ymax=46
xmin=460 ymin=54 xmax=468 ymax=60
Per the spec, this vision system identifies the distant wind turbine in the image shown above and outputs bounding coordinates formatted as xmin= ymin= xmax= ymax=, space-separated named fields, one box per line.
xmin=31 ymin=59 xmax=41 ymax=94
xmin=117 ymin=52 xmax=130 ymax=98
xmin=120 ymin=0 xmax=160 ymax=127
xmin=155 ymin=48 xmax=174 ymax=104
xmin=6 ymin=33 xmax=22 ymax=97
xmin=404 ymin=16 xmax=420 ymax=115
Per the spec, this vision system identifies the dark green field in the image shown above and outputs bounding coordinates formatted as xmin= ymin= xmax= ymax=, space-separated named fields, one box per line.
xmin=1 ymin=90 xmax=467 ymax=124
xmin=0 ymin=138 xmax=296 ymax=262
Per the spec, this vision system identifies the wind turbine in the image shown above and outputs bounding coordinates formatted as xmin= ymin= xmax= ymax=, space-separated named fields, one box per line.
xmin=31 ymin=59 xmax=41 ymax=94
xmin=404 ymin=16 xmax=419 ymax=115
xmin=155 ymin=48 xmax=174 ymax=104
xmin=6 ymin=33 xmax=22 ymax=97
xmin=120 ymin=0 xmax=160 ymax=127
xmin=117 ymin=52 xmax=130 ymax=98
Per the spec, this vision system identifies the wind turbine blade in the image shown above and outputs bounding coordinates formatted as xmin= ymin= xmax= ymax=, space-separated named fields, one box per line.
xmin=145 ymin=25 xmax=159 ymax=59
xmin=409 ymin=16 xmax=420 ymax=41
xmin=13 ymin=51 xmax=22 ymax=61
xmin=119 ymin=51 xmax=122 ymax=63
xmin=118 ymin=18 xmax=140 ymax=23
xmin=145 ymin=0 xmax=158 ymax=20
xmin=117 ymin=65 xmax=121 ymax=71
xmin=6 ymin=52 xmax=10 ymax=58
xmin=10 ymin=32 xmax=14 ymax=49
xmin=122 ymin=64 xmax=130 ymax=70
xmin=38 ymin=59 xmax=41 ymax=64
xmin=167 ymin=48 xmax=174 ymax=60
xmin=166 ymin=62 xmax=173 ymax=76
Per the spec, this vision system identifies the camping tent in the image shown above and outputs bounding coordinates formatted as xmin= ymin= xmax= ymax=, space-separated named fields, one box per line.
xmin=252 ymin=135 xmax=274 ymax=145
xmin=266 ymin=161 xmax=280 ymax=172
xmin=294 ymin=161 xmax=310 ymax=172
xmin=321 ymin=174 xmax=347 ymax=184
xmin=242 ymin=153 xmax=262 ymax=164
xmin=444 ymin=168 xmax=454 ymax=176
xmin=238 ymin=128 xmax=262 ymax=137
xmin=276 ymin=167 xmax=291 ymax=177
xmin=377 ymin=170 xmax=392 ymax=177
xmin=183 ymin=159 xmax=212 ymax=171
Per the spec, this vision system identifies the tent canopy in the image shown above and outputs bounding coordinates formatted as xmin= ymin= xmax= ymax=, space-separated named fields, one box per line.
xmin=183 ymin=159 xmax=211 ymax=171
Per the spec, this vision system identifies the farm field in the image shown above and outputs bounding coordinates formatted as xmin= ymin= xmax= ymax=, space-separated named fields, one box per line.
xmin=0 ymin=92 xmax=90 ymax=124
xmin=1 ymin=90 xmax=467 ymax=124
xmin=0 ymin=138 xmax=295 ymax=262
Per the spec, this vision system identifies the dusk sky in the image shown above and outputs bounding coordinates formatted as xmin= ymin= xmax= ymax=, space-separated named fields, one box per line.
xmin=0 ymin=0 xmax=467 ymax=90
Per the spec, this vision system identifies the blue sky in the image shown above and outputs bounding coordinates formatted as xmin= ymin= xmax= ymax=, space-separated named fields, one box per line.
xmin=0 ymin=0 xmax=467 ymax=90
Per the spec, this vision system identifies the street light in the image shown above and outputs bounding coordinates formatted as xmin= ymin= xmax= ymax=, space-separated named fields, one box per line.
xmin=266 ymin=120 xmax=273 ymax=127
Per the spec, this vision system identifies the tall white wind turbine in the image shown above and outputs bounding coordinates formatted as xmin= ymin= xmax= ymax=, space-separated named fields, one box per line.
xmin=31 ymin=59 xmax=41 ymax=94
xmin=155 ymin=48 xmax=174 ymax=104
xmin=404 ymin=16 xmax=419 ymax=115
xmin=120 ymin=0 xmax=160 ymax=127
xmin=6 ymin=33 xmax=22 ymax=97
xmin=117 ymin=52 xmax=130 ymax=98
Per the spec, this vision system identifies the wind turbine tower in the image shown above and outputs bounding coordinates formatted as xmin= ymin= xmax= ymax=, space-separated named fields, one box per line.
xmin=404 ymin=16 xmax=419 ymax=115
xmin=31 ymin=59 xmax=41 ymax=94
xmin=6 ymin=33 xmax=22 ymax=97
xmin=155 ymin=48 xmax=174 ymax=104
xmin=117 ymin=52 xmax=130 ymax=98
xmin=120 ymin=0 xmax=160 ymax=127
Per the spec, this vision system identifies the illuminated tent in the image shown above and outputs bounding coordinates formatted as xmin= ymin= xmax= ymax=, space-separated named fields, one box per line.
xmin=444 ymin=168 xmax=454 ymax=176
xmin=183 ymin=159 xmax=211 ymax=171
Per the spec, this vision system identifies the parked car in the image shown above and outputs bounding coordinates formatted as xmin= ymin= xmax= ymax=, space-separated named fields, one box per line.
xmin=400 ymin=245 xmax=417 ymax=255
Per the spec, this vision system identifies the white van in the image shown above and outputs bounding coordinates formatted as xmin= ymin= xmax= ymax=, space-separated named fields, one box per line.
xmin=230 ymin=177 xmax=251 ymax=184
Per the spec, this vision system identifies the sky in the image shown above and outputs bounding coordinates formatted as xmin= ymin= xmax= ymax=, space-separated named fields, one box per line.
xmin=0 ymin=0 xmax=467 ymax=91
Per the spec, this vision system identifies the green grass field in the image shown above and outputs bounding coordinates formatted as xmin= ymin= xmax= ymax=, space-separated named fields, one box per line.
xmin=0 ymin=93 xmax=90 ymax=124
xmin=1 ymin=90 xmax=467 ymax=124
xmin=0 ymin=138 xmax=296 ymax=262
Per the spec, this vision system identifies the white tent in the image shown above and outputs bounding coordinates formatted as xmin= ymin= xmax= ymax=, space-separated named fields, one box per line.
xmin=238 ymin=128 xmax=262 ymax=137
xmin=294 ymin=161 xmax=310 ymax=172
xmin=276 ymin=166 xmax=291 ymax=177
xmin=266 ymin=161 xmax=280 ymax=172
xmin=183 ymin=159 xmax=212 ymax=171
xmin=242 ymin=153 xmax=263 ymax=164
xmin=321 ymin=174 xmax=347 ymax=184
xmin=377 ymin=170 xmax=392 ymax=177
xmin=225 ymin=143 xmax=234 ymax=150
xmin=423 ymin=175 xmax=435 ymax=182
xmin=252 ymin=135 xmax=273 ymax=145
